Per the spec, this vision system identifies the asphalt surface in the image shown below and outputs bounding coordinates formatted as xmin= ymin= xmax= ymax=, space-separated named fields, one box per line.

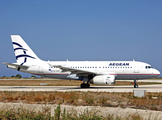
xmin=1 ymin=79 xmax=162 ymax=82
xmin=0 ymin=84 xmax=162 ymax=92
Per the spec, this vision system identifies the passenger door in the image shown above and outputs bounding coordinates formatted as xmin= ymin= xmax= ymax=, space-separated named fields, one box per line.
xmin=134 ymin=63 xmax=139 ymax=73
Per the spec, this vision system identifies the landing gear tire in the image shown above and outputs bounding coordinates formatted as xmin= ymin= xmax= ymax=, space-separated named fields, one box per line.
xmin=134 ymin=85 xmax=138 ymax=88
xmin=80 ymin=83 xmax=90 ymax=88
xmin=134 ymin=79 xmax=138 ymax=88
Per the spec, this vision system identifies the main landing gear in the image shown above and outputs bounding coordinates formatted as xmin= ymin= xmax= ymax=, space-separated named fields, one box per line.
xmin=134 ymin=79 xmax=138 ymax=88
xmin=80 ymin=77 xmax=90 ymax=88
xmin=81 ymin=83 xmax=90 ymax=88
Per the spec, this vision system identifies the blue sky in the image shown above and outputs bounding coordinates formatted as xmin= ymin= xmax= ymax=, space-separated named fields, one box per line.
xmin=0 ymin=0 xmax=162 ymax=77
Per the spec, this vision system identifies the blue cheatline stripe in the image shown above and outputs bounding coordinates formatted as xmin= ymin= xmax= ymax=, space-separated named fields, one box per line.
xmin=16 ymin=55 xmax=36 ymax=60
xmin=14 ymin=48 xmax=27 ymax=51
xmin=12 ymin=42 xmax=22 ymax=47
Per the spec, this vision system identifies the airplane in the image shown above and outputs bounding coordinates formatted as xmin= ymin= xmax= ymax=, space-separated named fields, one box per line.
xmin=3 ymin=35 xmax=160 ymax=88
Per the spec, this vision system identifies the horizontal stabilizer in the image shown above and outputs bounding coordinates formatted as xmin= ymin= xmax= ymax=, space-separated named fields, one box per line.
xmin=2 ymin=63 xmax=29 ymax=70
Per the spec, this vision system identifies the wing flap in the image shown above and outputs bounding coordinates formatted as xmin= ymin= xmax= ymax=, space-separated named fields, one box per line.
xmin=48 ymin=64 xmax=97 ymax=75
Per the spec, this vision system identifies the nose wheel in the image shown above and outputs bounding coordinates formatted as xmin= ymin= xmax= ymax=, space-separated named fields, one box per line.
xmin=134 ymin=84 xmax=138 ymax=88
xmin=134 ymin=79 xmax=138 ymax=88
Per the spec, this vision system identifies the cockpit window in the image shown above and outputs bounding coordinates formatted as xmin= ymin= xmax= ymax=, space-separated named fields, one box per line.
xmin=145 ymin=66 xmax=153 ymax=69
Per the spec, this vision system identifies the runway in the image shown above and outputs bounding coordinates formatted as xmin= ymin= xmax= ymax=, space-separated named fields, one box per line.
xmin=0 ymin=84 xmax=162 ymax=92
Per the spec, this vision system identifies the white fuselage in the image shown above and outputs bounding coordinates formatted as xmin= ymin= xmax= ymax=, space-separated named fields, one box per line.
xmin=20 ymin=60 xmax=160 ymax=80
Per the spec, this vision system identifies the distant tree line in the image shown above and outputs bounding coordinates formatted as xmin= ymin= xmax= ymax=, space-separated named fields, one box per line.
xmin=11 ymin=74 xmax=37 ymax=78
xmin=1 ymin=74 xmax=37 ymax=79
xmin=11 ymin=74 xmax=22 ymax=79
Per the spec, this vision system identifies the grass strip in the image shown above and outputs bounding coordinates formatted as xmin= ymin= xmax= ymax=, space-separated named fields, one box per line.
xmin=0 ymin=104 xmax=143 ymax=120
xmin=0 ymin=91 xmax=162 ymax=111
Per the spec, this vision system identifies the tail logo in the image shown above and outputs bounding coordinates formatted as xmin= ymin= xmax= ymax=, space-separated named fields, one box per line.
xmin=13 ymin=42 xmax=36 ymax=65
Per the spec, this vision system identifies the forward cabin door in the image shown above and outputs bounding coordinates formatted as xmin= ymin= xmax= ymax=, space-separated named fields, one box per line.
xmin=134 ymin=63 xmax=139 ymax=73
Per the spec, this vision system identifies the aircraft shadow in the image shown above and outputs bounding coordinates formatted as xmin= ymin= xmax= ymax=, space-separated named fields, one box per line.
xmin=4 ymin=85 xmax=159 ymax=91
xmin=58 ymin=86 xmax=157 ymax=90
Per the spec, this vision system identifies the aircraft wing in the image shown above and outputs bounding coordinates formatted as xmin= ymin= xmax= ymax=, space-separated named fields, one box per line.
xmin=49 ymin=64 xmax=97 ymax=75
xmin=2 ymin=63 xmax=29 ymax=70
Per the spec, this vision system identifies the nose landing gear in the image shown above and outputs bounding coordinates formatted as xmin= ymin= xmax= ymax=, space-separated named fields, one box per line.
xmin=134 ymin=79 xmax=138 ymax=88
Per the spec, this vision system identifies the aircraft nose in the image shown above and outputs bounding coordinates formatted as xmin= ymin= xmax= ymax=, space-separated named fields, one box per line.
xmin=155 ymin=69 xmax=160 ymax=76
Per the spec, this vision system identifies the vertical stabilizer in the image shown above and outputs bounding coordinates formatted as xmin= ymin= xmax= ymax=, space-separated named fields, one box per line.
xmin=11 ymin=35 xmax=40 ymax=64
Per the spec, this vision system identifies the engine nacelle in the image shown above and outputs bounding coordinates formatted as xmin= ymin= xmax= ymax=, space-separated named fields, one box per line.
xmin=90 ymin=75 xmax=115 ymax=85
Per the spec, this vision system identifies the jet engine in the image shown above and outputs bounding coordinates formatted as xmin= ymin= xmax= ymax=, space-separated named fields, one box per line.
xmin=90 ymin=75 xmax=115 ymax=85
